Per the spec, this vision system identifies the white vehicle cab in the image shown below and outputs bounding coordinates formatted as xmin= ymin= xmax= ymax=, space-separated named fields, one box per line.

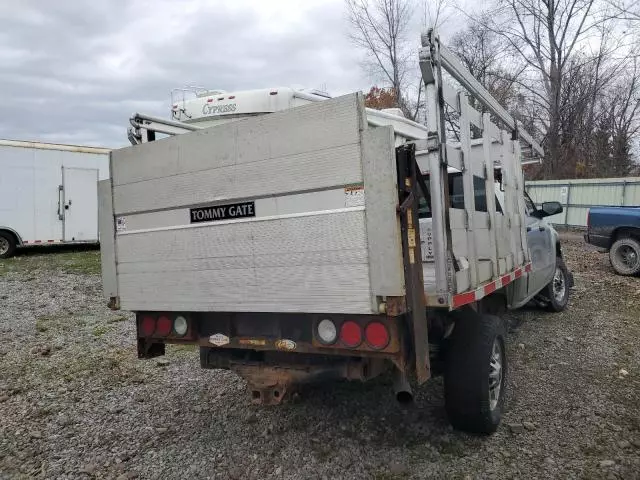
xmin=104 ymin=30 xmax=571 ymax=434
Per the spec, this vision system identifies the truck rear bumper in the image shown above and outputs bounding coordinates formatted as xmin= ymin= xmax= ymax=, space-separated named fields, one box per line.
xmin=200 ymin=348 xmax=388 ymax=404
xmin=135 ymin=311 xmax=404 ymax=362
xmin=584 ymin=232 xmax=610 ymax=250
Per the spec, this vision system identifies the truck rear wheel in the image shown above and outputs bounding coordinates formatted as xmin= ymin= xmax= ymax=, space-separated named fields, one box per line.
xmin=609 ymin=236 xmax=640 ymax=276
xmin=444 ymin=310 xmax=507 ymax=434
xmin=0 ymin=231 xmax=17 ymax=259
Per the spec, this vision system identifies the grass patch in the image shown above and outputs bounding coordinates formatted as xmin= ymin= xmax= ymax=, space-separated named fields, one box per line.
xmin=92 ymin=324 xmax=111 ymax=337
xmin=35 ymin=317 xmax=49 ymax=333
xmin=0 ymin=250 xmax=101 ymax=277
xmin=48 ymin=348 xmax=143 ymax=387
xmin=35 ymin=314 xmax=73 ymax=334
xmin=61 ymin=251 xmax=101 ymax=275
xmin=107 ymin=315 xmax=128 ymax=324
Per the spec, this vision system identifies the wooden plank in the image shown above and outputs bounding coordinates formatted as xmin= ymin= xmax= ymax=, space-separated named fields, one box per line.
xmin=513 ymin=139 xmax=530 ymax=263
xmin=482 ymin=112 xmax=500 ymax=277
xmin=442 ymin=82 xmax=459 ymax=112
xmin=458 ymin=92 xmax=479 ymax=288
xmin=466 ymin=104 xmax=483 ymax=130
xmin=500 ymin=130 xmax=520 ymax=264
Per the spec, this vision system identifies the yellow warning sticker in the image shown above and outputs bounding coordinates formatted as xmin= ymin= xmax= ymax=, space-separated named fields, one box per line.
xmin=275 ymin=339 xmax=297 ymax=351
xmin=408 ymin=228 xmax=416 ymax=247
xmin=344 ymin=184 xmax=365 ymax=207
xmin=238 ymin=338 xmax=266 ymax=347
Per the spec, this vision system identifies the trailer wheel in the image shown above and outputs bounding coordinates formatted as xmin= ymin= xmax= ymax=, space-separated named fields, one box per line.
xmin=609 ymin=236 xmax=640 ymax=276
xmin=444 ymin=310 xmax=507 ymax=434
xmin=0 ymin=231 xmax=17 ymax=259
xmin=543 ymin=257 xmax=570 ymax=312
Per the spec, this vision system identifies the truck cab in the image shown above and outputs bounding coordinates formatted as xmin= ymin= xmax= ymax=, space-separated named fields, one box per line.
xmin=585 ymin=206 xmax=640 ymax=275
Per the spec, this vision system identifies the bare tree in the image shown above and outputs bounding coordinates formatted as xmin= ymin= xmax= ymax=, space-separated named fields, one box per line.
xmin=346 ymin=0 xmax=415 ymax=116
xmin=449 ymin=19 xmax=525 ymax=108
xmin=422 ymin=0 xmax=452 ymax=28
xmin=474 ymin=0 xmax=623 ymax=176
xmin=607 ymin=0 xmax=640 ymax=22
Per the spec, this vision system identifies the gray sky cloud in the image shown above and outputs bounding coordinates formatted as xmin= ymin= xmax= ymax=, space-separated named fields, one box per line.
xmin=0 ymin=0 xmax=367 ymax=147
xmin=0 ymin=0 xmax=462 ymax=148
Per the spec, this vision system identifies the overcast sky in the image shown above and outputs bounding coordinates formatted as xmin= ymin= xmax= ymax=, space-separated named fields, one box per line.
xmin=1 ymin=0 xmax=463 ymax=148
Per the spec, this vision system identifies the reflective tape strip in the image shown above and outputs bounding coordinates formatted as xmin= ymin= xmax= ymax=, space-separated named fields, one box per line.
xmin=23 ymin=240 xmax=62 ymax=245
xmin=452 ymin=262 xmax=531 ymax=309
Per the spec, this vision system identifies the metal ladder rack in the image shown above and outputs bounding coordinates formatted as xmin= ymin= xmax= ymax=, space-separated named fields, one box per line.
xmin=417 ymin=29 xmax=542 ymax=306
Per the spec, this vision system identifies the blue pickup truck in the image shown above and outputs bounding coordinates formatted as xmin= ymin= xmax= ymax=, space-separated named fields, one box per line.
xmin=585 ymin=206 xmax=640 ymax=275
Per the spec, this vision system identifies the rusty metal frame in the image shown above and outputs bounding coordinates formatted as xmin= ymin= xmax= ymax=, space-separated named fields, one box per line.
xmin=396 ymin=143 xmax=431 ymax=384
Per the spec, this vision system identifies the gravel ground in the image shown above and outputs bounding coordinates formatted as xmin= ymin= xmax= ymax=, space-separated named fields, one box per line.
xmin=1 ymin=238 xmax=639 ymax=480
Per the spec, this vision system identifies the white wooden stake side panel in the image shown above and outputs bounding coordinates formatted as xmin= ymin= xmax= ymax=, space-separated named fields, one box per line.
xmin=108 ymin=94 xmax=404 ymax=314
xmin=419 ymin=40 xmax=532 ymax=307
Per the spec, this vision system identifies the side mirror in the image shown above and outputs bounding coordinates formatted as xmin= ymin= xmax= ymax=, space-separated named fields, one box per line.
xmin=536 ymin=201 xmax=563 ymax=218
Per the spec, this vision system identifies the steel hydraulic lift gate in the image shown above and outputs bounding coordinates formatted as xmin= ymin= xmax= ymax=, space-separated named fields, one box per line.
xmin=102 ymin=30 xmax=543 ymax=385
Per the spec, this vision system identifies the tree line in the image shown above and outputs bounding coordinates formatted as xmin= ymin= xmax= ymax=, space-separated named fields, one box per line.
xmin=348 ymin=0 xmax=640 ymax=179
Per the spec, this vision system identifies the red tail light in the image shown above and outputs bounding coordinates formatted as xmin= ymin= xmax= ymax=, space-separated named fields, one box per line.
xmin=140 ymin=316 xmax=156 ymax=336
xmin=156 ymin=316 xmax=172 ymax=336
xmin=340 ymin=321 xmax=362 ymax=347
xmin=365 ymin=322 xmax=389 ymax=349
xmin=586 ymin=208 xmax=590 ymax=230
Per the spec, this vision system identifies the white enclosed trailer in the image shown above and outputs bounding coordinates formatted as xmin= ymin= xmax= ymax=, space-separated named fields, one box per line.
xmin=101 ymin=31 xmax=572 ymax=434
xmin=0 ymin=139 xmax=110 ymax=258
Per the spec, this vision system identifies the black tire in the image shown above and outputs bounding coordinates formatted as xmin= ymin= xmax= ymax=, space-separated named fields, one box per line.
xmin=0 ymin=231 xmax=17 ymax=259
xmin=444 ymin=310 xmax=507 ymax=434
xmin=609 ymin=237 xmax=640 ymax=276
xmin=543 ymin=257 xmax=570 ymax=312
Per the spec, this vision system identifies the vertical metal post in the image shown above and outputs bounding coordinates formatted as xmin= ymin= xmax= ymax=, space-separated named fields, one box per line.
xmin=420 ymin=32 xmax=451 ymax=299
xmin=396 ymin=144 xmax=430 ymax=384
xmin=621 ymin=181 xmax=627 ymax=206
xmin=564 ymin=183 xmax=572 ymax=226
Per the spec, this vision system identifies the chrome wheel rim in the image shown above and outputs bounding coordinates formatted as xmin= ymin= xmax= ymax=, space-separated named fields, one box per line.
xmin=489 ymin=339 xmax=503 ymax=411
xmin=0 ymin=237 xmax=9 ymax=256
xmin=552 ymin=267 xmax=566 ymax=303
xmin=616 ymin=245 xmax=638 ymax=270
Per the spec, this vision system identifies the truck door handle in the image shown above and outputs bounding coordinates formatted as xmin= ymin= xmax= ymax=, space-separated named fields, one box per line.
xmin=539 ymin=226 xmax=546 ymax=232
